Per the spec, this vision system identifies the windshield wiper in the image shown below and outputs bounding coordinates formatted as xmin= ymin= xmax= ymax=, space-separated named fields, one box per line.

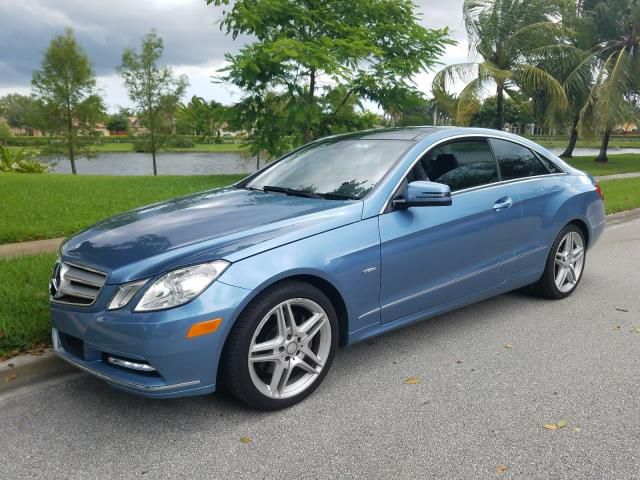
xmin=261 ymin=185 xmax=323 ymax=199
xmin=234 ymin=185 xmax=263 ymax=192
xmin=318 ymin=192 xmax=359 ymax=200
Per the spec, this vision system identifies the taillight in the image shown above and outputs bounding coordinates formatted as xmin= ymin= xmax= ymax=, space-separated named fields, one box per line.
xmin=594 ymin=183 xmax=604 ymax=200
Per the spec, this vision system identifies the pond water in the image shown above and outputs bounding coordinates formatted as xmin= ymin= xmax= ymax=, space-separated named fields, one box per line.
xmin=42 ymin=152 xmax=260 ymax=176
xmin=40 ymin=147 xmax=640 ymax=176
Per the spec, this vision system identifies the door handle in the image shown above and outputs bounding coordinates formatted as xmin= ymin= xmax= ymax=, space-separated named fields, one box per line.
xmin=493 ymin=196 xmax=513 ymax=211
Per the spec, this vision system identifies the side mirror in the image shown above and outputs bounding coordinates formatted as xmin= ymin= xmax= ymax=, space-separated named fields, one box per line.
xmin=393 ymin=181 xmax=452 ymax=209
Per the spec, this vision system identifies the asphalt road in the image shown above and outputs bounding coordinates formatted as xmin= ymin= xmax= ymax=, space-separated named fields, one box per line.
xmin=2 ymin=216 xmax=639 ymax=480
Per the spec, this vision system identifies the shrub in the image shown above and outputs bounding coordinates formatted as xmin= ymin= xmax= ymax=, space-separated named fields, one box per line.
xmin=166 ymin=137 xmax=195 ymax=148
xmin=0 ymin=146 xmax=49 ymax=173
xmin=132 ymin=139 xmax=151 ymax=153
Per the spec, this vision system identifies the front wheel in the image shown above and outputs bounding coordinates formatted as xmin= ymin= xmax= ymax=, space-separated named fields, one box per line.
xmin=535 ymin=224 xmax=586 ymax=299
xmin=222 ymin=281 xmax=338 ymax=410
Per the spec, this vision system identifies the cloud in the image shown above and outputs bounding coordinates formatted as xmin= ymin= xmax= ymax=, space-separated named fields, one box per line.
xmin=0 ymin=0 xmax=470 ymax=108
xmin=0 ymin=0 xmax=240 ymax=84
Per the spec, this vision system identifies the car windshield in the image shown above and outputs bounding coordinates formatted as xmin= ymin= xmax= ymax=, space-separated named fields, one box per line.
xmin=244 ymin=139 xmax=412 ymax=200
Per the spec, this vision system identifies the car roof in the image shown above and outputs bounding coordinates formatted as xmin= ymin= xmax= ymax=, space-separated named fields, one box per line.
xmin=326 ymin=126 xmax=452 ymax=142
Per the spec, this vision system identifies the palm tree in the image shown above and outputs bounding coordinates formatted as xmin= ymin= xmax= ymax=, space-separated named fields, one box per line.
xmin=569 ymin=0 xmax=640 ymax=162
xmin=434 ymin=0 xmax=568 ymax=130
xmin=432 ymin=81 xmax=480 ymax=126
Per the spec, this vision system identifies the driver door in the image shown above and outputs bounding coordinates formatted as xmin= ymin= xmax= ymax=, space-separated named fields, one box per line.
xmin=378 ymin=138 xmax=522 ymax=324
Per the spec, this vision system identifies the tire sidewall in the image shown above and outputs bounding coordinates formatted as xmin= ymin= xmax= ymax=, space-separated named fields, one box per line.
xmin=223 ymin=281 xmax=338 ymax=410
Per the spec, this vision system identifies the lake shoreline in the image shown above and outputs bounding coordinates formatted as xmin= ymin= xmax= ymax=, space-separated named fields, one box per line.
xmin=37 ymin=147 xmax=640 ymax=176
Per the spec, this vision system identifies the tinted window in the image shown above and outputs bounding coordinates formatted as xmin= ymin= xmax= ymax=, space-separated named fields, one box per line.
xmin=535 ymin=152 xmax=563 ymax=173
xmin=411 ymin=140 xmax=498 ymax=192
xmin=246 ymin=139 xmax=411 ymax=199
xmin=490 ymin=139 xmax=550 ymax=180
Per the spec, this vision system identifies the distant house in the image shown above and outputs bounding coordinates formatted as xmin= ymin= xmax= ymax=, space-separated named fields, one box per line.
xmin=128 ymin=115 xmax=148 ymax=135
xmin=94 ymin=123 xmax=110 ymax=136
xmin=0 ymin=115 xmax=42 ymax=136
xmin=615 ymin=122 xmax=638 ymax=134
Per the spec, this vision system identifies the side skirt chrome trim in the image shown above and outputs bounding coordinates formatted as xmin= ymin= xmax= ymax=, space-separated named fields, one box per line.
xmin=381 ymin=246 xmax=547 ymax=311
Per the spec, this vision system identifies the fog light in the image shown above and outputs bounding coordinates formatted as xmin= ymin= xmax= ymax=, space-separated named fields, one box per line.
xmin=107 ymin=356 xmax=156 ymax=372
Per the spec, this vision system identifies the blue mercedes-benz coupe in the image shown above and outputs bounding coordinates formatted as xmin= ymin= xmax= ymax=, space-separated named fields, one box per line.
xmin=50 ymin=127 xmax=605 ymax=409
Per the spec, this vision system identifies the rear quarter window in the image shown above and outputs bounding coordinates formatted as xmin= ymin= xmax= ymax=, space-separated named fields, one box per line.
xmin=490 ymin=139 xmax=551 ymax=180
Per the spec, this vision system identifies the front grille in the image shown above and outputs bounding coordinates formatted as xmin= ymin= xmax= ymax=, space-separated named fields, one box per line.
xmin=50 ymin=261 xmax=107 ymax=306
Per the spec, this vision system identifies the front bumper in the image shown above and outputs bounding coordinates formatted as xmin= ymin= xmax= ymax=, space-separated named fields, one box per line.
xmin=50 ymin=280 xmax=251 ymax=398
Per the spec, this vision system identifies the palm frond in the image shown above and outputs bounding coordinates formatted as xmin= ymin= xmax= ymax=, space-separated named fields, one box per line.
xmin=513 ymin=63 xmax=568 ymax=111
xmin=580 ymin=48 xmax=634 ymax=136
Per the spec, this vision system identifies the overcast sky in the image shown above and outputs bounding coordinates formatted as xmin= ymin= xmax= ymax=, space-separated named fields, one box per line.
xmin=0 ymin=0 xmax=468 ymax=112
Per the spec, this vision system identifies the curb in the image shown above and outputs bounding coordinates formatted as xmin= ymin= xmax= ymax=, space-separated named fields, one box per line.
xmin=0 ymin=237 xmax=65 ymax=259
xmin=0 ymin=350 xmax=80 ymax=403
xmin=605 ymin=207 xmax=640 ymax=225
xmin=595 ymin=172 xmax=640 ymax=181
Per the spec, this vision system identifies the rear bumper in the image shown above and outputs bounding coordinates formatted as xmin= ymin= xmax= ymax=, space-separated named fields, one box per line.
xmin=50 ymin=280 xmax=251 ymax=399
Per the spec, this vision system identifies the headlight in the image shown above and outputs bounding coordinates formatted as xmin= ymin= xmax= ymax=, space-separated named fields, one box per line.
xmin=133 ymin=260 xmax=230 ymax=312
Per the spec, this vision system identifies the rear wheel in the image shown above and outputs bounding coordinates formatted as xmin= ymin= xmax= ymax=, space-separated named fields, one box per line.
xmin=222 ymin=280 xmax=338 ymax=410
xmin=535 ymin=224 xmax=586 ymax=299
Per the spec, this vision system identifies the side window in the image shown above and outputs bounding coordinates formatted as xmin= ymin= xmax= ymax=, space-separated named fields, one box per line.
xmin=490 ymin=139 xmax=550 ymax=180
xmin=411 ymin=140 xmax=498 ymax=192
xmin=535 ymin=152 xmax=564 ymax=174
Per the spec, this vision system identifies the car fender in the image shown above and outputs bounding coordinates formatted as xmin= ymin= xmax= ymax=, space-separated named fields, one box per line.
xmin=218 ymin=216 xmax=382 ymax=336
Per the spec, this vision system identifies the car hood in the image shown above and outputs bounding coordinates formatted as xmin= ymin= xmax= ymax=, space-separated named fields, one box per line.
xmin=61 ymin=188 xmax=363 ymax=284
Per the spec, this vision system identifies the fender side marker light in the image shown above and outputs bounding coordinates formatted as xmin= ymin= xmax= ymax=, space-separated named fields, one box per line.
xmin=187 ymin=318 xmax=222 ymax=338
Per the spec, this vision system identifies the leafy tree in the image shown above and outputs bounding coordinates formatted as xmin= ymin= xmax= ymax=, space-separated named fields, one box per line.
xmin=434 ymin=0 xmax=568 ymax=130
xmin=0 ymin=94 xmax=39 ymax=132
xmin=0 ymin=119 xmax=12 ymax=146
xmin=567 ymin=0 xmax=640 ymax=162
xmin=315 ymin=86 xmax=379 ymax=136
xmin=176 ymin=96 xmax=225 ymax=138
xmin=106 ymin=111 xmax=130 ymax=133
xmin=118 ymin=30 xmax=188 ymax=175
xmin=31 ymin=29 xmax=106 ymax=174
xmin=207 ymin=0 xmax=452 ymax=157
xmin=469 ymin=95 xmax=534 ymax=128
xmin=395 ymin=95 xmax=437 ymax=127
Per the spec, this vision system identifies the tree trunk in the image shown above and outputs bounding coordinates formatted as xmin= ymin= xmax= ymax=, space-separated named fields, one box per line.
xmin=495 ymin=84 xmax=505 ymax=131
xmin=303 ymin=69 xmax=316 ymax=143
xmin=66 ymin=102 xmax=77 ymax=175
xmin=560 ymin=113 xmax=579 ymax=158
xmin=595 ymin=130 xmax=610 ymax=163
xmin=150 ymin=116 xmax=158 ymax=176
xmin=256 ymin=151 xmax=260 ymax=171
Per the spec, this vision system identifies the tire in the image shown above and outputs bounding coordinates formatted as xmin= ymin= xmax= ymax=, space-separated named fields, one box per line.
xmin=535 ymin=224 xmax=586 ymax=299
xmin=222 ymin=280 xmax=338 ymax=410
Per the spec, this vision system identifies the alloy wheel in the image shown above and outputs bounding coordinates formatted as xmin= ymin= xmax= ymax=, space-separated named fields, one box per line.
xmin=247 ymin=298 xmax=331 ymax=399
xmin=554 ymin=231 xmax=585 ymax=293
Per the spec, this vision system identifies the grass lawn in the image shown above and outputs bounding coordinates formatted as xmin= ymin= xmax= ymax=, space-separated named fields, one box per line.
xmin=0 ymin=253 xmax=56 ymax=359
xmin=564 ymin=154 xmax=640 ymax=176
xmin=600 ymin=177 xmax=640 ymax=214
xmin=0 ymin=174 xmax=244 ymax=244
xmin=538 ymin=138 xmax=640 ymax=149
